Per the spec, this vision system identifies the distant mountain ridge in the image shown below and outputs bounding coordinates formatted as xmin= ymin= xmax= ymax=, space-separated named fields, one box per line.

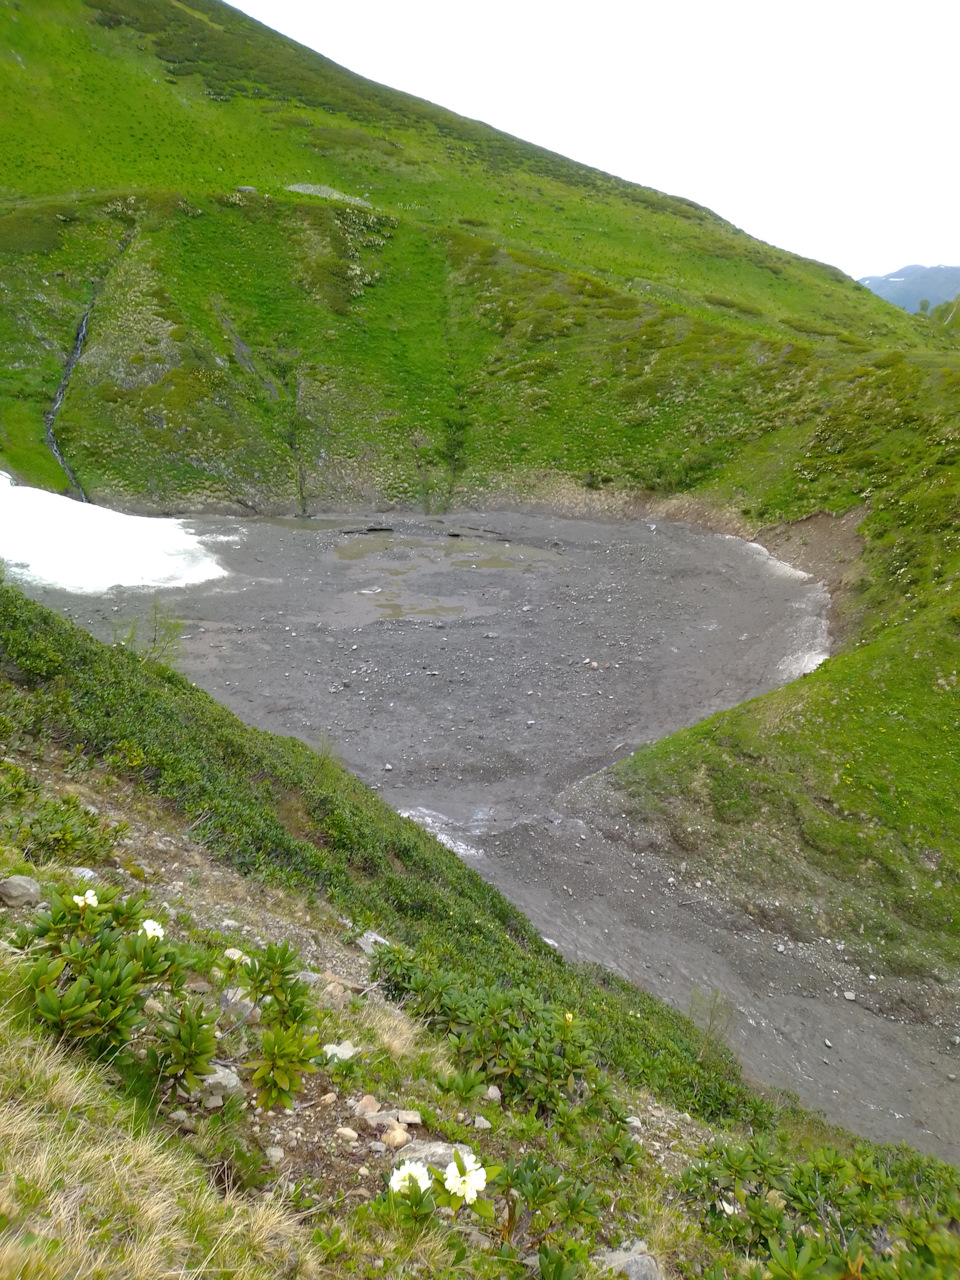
xmin=860 ymin=263 xmax=960 ymax=313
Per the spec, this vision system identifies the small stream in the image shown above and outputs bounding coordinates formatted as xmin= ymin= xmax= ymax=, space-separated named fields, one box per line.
xmin=43 ymin=303 xmax=92 ymax=501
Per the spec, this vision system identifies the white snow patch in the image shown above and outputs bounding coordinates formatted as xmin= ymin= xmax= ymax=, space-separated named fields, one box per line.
xmin=0 ymin=472 xmax=229 ymax=594
xmin=398 ymin=806 xmax=484 ymax=859
xmin=777 ymin=591 xmax=831 ymax=679
xmin=740 ymin=538 xmax=811 ymax=581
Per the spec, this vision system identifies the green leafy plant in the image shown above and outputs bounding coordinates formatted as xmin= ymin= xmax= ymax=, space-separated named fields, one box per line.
xmin=239 ymin=940 xmax=311 ymax=1030
xmin=246 ymin=1024 xmax=321 ymax=1109
xmin=151 ymin=998 xmax=217 ymax=1093
xmin=15 ymin=886 xmax=181 ymax=1054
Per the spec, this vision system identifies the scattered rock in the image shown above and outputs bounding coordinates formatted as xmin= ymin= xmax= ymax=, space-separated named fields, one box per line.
xmin=356 ymin=930 xmax=389 ymax=956
xmin=219 ymin=987 xmax=254 ymax=1017
xmin=0 ymin=875 xmax=41 ymax=909
xmin=144 ymin=997 xmax=164 ymax=1015
xmin=265 ymin=1146 xmax=285 ymax=1166
xmin=223 ymin=947 xmax=249 ymax=963
xmin=236 ymin=186 xmax=257 ymax=194
xmin=320 ymin=981 xmax=350 ymax=1011
xmin=204 ymin=1093 xmax=224 ymax=1110
xmin=594 ymin=1241 xmax=662 ymax=1280
xmin=169 ymin=1109 xmax=188 ymax=1123
xmin=336 ymin=1126 xmax=359 ymax=1142
xmin=323 ymin=1040 xmax=360 ymax=1062
xmin=393 ymin=1139 xmax=472 ymax=1169
xmin=370 ymin=1141 xmax=387 ymax=1153
xmin=195 ymin=1064 xmax=243 ymax=1099
xmin=484 ymin=1084 xmax=502 ymax=1103
xmin=843 ymin=991 xmax=856 ymax=1002
xmin=69 ymin=866 xmax=97 ymax=882
xmin=322 ymin=970 xmax=366 ymax=992
xmin=354 ymin=1094 xmax=381 ymax=1117
xmin=320 ymin=1091 xmax=338 ymax=1106
xmin=220 ymin=919 xmax=240 ymax=929
xmin=474 ymin=1115 xmax=492 ymax=1130
xmin=382 ymin=1123 xmax=410 ymax=1150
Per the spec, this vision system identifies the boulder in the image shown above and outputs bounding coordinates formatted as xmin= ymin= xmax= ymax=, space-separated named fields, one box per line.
xmin=0 ymin=875 xmax=41 ymax=909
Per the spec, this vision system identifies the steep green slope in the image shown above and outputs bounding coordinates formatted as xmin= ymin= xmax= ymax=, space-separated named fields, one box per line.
xmin=2 ymin=0 xmax=952 ymax=514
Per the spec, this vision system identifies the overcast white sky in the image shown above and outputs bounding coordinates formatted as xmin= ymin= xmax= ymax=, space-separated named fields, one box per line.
xmin=228 ymin=0 xmax=957 ymax=281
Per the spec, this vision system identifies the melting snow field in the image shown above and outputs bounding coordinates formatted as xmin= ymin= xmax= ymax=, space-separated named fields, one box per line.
xmin=0 ymin=473 xmax=228 ymax=594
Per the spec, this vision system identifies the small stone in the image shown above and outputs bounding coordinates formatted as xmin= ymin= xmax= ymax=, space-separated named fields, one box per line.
xmin=336 ymin=1126 xmax=359 ymax=1141
xmin=382 ymin=1123 xmax=410 ymax=1150
xmin=223 ymin=947 xmax=249 ymax=963
xmin=396 ymin=1109 xmax=421 ymax=1126
xmin=320 ymin=1091 xmax=338 ymax=1106
xmin=484 ymin=1084 xmax=502 ymax=1103
xmin=473 ymin=1115 xmax=492 ymax=1130
xmin=370 ymin=1141 xmax=387 ymax=1153
xmin=204 ymin=1094 xmax=224 ymax=1110
xmin=383 ymin=763 xmax=393 ymax=771
xmin=354 ymin=1094 xmax=381 ymax=1117
xmin=824 ymin=1038 xmax=832 ymax=1048
xmin=186 ymin=979 xmax=212 ymax=994
xmin=69 ymin=866 xmax=97 ymax=882
xmin=144 ymin=997 xmax=164 ymax=1015
xmin=265 ymin=1146 xmax=285 ymax=1166
xmin=843 ymin=991 xmax=856 ymax=1001
xmin=948 ymin=1073 xmax=957 ymax=1082
xmin=951 ymin=1036 xmax=960 ymax=1046
xmin=169 ymin=1109 xmax=188 ymax=1123
xmin=236 ymin=186 xmax=258 ymax=193
xmin=358 ymin=1165 xmax=370 ymax=1176
xmin=220 ymin=919 xmax=240 ymax=929
xmin=0 ymin=875 xmax=41 ymax=909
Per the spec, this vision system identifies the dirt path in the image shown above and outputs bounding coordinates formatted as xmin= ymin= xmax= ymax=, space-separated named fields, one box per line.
xmin=23 ymin=508 xmax=959 ymax=1163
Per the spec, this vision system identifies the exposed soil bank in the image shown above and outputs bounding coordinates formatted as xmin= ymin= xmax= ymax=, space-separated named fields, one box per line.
xmin=17 ymin=508 xmax=959 ymax=1163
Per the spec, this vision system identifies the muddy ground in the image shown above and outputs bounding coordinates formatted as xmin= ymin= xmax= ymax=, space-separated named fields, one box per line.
xmin=24 ymin=508 xmax=960 ymax=1164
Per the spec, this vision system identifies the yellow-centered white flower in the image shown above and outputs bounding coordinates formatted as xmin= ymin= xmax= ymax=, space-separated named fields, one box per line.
xmin=72 ymin=889 xmax=98 ymax=909
xmin=443 ymin=1152 xmax=486 ymax=1203
xmin=140 ymin=918 xmax=165 ymax=940
xmin=389 ymin=1160 xmax=431 ymax=1194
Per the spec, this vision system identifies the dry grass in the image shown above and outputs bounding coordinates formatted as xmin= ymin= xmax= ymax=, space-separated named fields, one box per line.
xmin=0 ymin=960 xmax=322 ymax=1280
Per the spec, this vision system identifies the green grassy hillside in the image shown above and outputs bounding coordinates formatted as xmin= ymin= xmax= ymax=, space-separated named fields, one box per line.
xmin=2 ymin=4 xmax=960 ymax=1014
xmin=2 ymin=0 xmax=955 ymax=514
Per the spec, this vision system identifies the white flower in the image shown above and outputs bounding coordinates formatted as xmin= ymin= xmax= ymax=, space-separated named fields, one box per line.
xmin=389 ymin=1160 xmax=431 ymax=1195
xmin=140 ymin=918 xmax=165 ymax=940
xmin=72 ymin=889 xmax=98 ymax=909
xmin=443 ymin=1152 xmax=487 ymax=1204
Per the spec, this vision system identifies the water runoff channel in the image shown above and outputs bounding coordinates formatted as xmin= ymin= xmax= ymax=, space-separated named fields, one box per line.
xmin=3 ymin=475 xmax=958 ymax=1164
